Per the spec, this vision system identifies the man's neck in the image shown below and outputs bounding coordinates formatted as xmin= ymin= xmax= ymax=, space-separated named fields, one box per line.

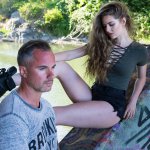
xmin=17 ymin=85 xmax=41 ymax=108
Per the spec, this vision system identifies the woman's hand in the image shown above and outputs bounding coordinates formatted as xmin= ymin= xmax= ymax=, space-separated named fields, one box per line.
xmin=123 ymin=100 xmax=137 ymax=119
xmin=124 ymin=64 xmax=147 ymax=120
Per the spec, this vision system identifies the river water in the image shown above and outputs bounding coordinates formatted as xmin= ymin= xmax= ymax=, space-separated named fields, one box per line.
xmin=0 ymin=41 xmax=89 ymax=142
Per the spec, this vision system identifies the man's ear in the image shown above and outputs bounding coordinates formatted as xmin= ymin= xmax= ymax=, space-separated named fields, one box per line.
xmin=19 ymin=66 xmax=28 ymax=78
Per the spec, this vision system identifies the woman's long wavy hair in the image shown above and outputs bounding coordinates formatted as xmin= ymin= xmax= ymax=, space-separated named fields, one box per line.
xmin=86 ymin=1 xmax=134 ymax=83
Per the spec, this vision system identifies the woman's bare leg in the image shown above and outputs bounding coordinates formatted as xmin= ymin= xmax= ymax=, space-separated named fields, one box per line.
xmin=54 ymin=62 xmax=92 ymax=102
xmin=54 ymin=101 xmax=120 ymax=128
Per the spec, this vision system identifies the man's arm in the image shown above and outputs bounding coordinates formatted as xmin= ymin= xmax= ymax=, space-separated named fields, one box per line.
xmin=0 ymin=114 xmax=29 ymax=150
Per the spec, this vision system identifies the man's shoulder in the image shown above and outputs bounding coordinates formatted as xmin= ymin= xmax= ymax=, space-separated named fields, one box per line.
xmin=0 ymin=90 xmax=24 ymax=118
xmin=0 ymin=91 xmax=15 ymax=117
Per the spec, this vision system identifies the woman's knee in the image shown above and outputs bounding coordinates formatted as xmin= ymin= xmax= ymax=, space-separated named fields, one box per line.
xmin=54 ymin=61 xmax=72 ymax=77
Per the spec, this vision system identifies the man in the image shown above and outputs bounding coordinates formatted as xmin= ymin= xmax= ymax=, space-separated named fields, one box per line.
xmin=0 ymin=40 xmax=58 ymax=150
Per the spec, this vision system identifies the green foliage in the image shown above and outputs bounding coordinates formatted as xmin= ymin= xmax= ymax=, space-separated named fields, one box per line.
xmin=0 ymin=15 xmax=4 ymax=22
xmin=19 ymin=2 xmax=44 ymax=21
xmin=43 ymin=8 xmax=68 ymax=36
xmin=42 ymin=0 xmax=70 ymax=36
xmin=120 ymin=0 xmax=150 ymax=40
xmin=133 ymin=12 xmax=150 ymax=40
xmin=67 ymin=0 xmax=150 ymax=40
xmin=0 ymin=0 xmax=27 ymax=17
xmin=34 ymin=19 xmax=45 ymax=29
xmin=121 ymin=0 xmax=150 ymax=13
xmin=0 ymin=0 xmax=149 ymax=40
xmin=68 ymin=0 xmax=102 ymax=37
xmin=0 ymin=27 xmax=10 ymax=36
xmin=44 ymin=0 xmax=60 ymax=9
xmin=44 ymin=9 xmax=63 ymax=24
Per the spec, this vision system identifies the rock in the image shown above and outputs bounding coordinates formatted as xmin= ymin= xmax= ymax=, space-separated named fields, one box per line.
xmin=41 ymin=33 xmax=53 ymax=42
xmin=11 ymin=11 xmax=20 ymax=18
xmin=2 ymin=38 xmax=14 ymax=42
xmin=5 ymin=17 xmax=25 ymax=30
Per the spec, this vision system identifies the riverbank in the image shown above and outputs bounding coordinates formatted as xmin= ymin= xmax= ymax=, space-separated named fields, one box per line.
xmin=1 ymin=11 xmax=149 ymax=46
xmin=0 ymin=10 xmax=89 ymax=45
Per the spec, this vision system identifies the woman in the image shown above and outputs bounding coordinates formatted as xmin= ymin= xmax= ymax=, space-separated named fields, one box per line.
xmin=53 ymin=1 xmax=147 ymax=128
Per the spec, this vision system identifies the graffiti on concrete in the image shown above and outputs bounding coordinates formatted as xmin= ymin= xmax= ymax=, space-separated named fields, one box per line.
xmin=125 ymin=106 xmax=150 ymax=149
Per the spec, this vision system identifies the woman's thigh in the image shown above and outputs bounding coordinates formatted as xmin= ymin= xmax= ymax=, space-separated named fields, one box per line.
xmin=54 ymin=101 xmax=120 ymax=128
xmin=54 ymin=62 xmax=92 ymax=102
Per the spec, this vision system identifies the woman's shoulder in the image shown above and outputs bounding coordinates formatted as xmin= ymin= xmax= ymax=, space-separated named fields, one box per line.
xmin=130 ymin=41 xmax=148 ymax=56
xmin=132 ymin=41 xmax=147 ymax=50
xmin=131 ymin=41 xmax=149 ymax=65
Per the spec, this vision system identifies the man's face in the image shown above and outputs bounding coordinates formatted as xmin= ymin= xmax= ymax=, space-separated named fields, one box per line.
xmin=21 ymin=49 xmax=56 ymax=93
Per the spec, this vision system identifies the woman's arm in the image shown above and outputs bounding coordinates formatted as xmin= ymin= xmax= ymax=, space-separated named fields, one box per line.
xmin=55 ymin=44 xmax=87 ymax=62
xmin=124 ymin=64 xmax=147 ymax=119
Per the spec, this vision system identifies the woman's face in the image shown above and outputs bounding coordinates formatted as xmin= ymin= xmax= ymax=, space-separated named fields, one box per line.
xmin=102 ymin=15 xmax=126 ymax=39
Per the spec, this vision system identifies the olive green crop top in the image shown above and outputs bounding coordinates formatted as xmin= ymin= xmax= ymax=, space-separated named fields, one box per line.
xmin=104 ymin=41 xmax=148 ymax=90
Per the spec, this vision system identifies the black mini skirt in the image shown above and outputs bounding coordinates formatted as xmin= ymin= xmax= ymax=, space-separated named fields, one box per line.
xmin=91 ymin=82 xmax=127 ymax=120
